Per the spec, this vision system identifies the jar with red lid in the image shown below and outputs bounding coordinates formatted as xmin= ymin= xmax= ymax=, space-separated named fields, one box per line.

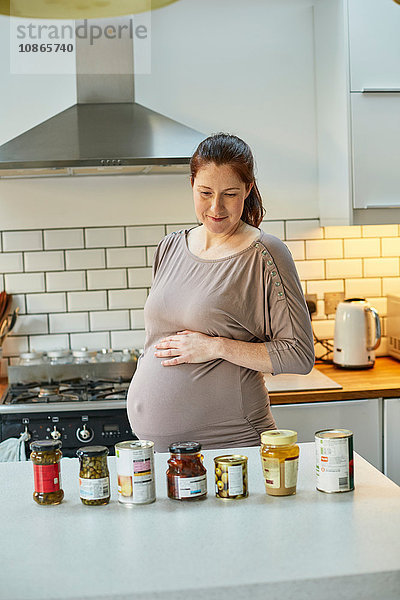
xmin=30 ymin=440 xmax=64 ymax=505
xmin=166 ymin=442 xmax=207 ymax=501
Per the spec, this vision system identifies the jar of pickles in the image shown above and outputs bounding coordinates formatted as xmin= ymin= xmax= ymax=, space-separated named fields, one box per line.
xmin=260 ymin=430 xmax=299 ymax=496
xmin=76 ymin=446 xmax=110 ymax=506
xmin=30 ymin=440 xmax=64 ymax=505
xmin=166 ymin=442 xmax=207 ymax=501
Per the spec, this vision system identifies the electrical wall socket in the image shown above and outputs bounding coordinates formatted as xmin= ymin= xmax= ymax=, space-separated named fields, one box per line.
xmin=305 ymin=294 xmax=318 ymax=315
xmin=324 ymin=292 xmax=344 ymax=316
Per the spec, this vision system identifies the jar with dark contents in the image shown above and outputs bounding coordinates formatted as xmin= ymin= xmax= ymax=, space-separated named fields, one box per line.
xmin=76 ymin=446 xmax=110 ymax=506
xmin=166 ymin=442 xmax=207 ymax=501
xmin=30 ymin=440 xmax=64 ymax=506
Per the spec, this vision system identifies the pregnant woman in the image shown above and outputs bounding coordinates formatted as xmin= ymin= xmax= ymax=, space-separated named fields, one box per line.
xmin=127 ymin=133 xmax=314 ymax=452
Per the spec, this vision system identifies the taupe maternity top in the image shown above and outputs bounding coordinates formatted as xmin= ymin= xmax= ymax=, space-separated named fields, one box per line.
xmin=127 ymin=227 xmax=314 ymax=452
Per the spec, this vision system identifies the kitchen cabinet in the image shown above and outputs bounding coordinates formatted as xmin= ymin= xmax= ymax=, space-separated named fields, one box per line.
xmin=314 ymin=0 xmax=400 ymax=225
xmin=272 ymin=397 xmax=383 ymax=470
xmin=383 ymin=397 xmax=400 ymax=485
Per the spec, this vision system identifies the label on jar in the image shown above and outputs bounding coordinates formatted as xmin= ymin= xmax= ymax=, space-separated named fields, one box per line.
xmin=175 ymin=475 xmax=207 ymax=498
xmin=284 ymin=457 xmax=299 ymax=488
xmin=79 ymin=476 xmax=110 ymax=500
xmin=33 ymin=463 xmax=61 ymax=493
xmin=262 ymin=457 xmax=280 ymax=488
xmin=228 ymin=464 xmax=244 ymax=496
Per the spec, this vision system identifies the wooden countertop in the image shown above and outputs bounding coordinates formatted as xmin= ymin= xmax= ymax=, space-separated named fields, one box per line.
xmin=1 ymin=357 xmax=399 ymax=406
xmin=269 ymin=356 xmax=400 ymax=404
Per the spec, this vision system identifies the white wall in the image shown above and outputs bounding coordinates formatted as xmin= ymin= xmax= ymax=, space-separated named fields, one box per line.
xmin=0 ymin=0 xmax=318 ymax=228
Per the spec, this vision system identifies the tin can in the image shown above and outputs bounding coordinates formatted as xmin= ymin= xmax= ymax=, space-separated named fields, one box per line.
xmin=115 ymin=440 xmax=156 ymax=505
xmin=214 ymin=455 xmax=248 ymax=500
xmin=315 ymin=429 xmax=354 ymax=493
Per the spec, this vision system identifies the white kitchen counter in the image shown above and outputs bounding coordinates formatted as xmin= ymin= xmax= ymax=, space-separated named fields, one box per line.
xmin=0 ymin=443 xmax=399 ymax=600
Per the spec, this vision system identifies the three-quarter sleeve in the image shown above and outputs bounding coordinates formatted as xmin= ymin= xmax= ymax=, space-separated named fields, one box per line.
xmin=260 ymin=234 xmax=315 ymax=376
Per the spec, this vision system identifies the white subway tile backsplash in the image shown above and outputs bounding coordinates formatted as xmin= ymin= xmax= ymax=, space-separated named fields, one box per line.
xmin=366 ymin=297 xmax=387 ymax=317
xmin=146 ymin=246 xmax=157 ymax=266
xmin=3 ymin=230 xmax=42 ymax=252
xmin=67 ymin=291 xmax=107 ymax=312
xmin=11 ymin=294 xmax=26 ymax=315
xmin=44 ymin=229 xmax=84 ymax=250
xmin=326 ymin=259 xmax=362 ymax=279
xmin=344 ymin=238 xmax=380 ymax=258
xmin=106 ymin=247 xmax=146 ymax=268
xmin=1 ymin=336 xmax=29 ymax=357
xmin=49 ymin=312 xmax=89 ymax=334
xmin=306 ymin=240 xmax=343 ymax=260
xmin=345 ymin=278 xmax=381 ymax=298
xmin=260 ymin=221 xmax=285 ymax=239
xmin=130 ymin=309 xmax=145 ymax=329
xmin=12 ymin=314 xmax=48 ymax=335
xmin=5 ymin=273 xmax=45 ymax=294
xmin=86 ymin=227 xmax=125 ymax=248
xmin=381 ymin=237 xmax=400 ymax=257
xmin=24 ymin=251 xmax=64 ymax=272
xmin=0 ymin=252 xmax=23 ymax=273
xmin=128 ymin=267 xmax=152 ymax=288
xmin=294 ymin=261 xmax=324 ymax=280
xmin=27 ymin=293 xmax=66 ymax=314
xmin=108 ymin=289 xmax=147 ymax=309
xmin=111 ymin=330 xmax=145 ymax=350
xmin=30 ymin=334 xmax=70 ymax=352
xmin=87 ymin=269 xmax=126 ymax=290
xmin=382 ymin=278 xmax=400 ymax=296
xmin=66 ymin=249 xmax=105 ymax=270
xmin=70 ymin=332 xmax=110 ymax=350
xmin=126 ymin=225 xmax=165 ymax=246
xmin=90 ymin=310 xmax=129 ymax=331
xmin=46 ymin=271 xmax=86 ymax=292
xmin=306 ymin=280 xmax=344 ymax=298
xmin=312 ymin=319 xmax=335 ymax=340
xmin=324 ymin=226 xmax=361 ymax=239
xmin=362 ymin=225 xmax=398 ymax=238
xmin=286 ymin=220 xmax=323 ymax=240
xmin=364 ymin=258 xmax=399 ymax=278
xmin=284 ymin=241 xmax=305 ymax=261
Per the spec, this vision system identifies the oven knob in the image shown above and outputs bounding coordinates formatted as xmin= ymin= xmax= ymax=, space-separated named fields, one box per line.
xmin=51 ymin=426 xmax=62 ymax=440
xmin=76 ymin=424 xmax=94 ymax=443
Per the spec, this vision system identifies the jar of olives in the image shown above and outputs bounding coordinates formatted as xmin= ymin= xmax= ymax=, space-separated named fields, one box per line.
xmin=30 ymin=439 xmax=64 ymax=506
xmin=166 ymin=442 xmax=207 ymax=501
xmin=76 ymin=446 xmax=110 ymax=506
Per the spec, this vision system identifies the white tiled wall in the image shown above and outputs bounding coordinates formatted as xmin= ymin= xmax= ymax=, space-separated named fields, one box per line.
xmin=1 ymin=221 xmax=399 ymax=373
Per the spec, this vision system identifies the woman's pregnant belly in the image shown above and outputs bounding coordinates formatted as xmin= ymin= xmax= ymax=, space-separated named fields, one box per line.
xmin=127 ymin=350 xmax=269 ymax=437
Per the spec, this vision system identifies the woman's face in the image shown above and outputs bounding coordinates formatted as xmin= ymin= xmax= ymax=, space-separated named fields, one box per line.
xmin=191 ymin=162 xmax=253 ymax=234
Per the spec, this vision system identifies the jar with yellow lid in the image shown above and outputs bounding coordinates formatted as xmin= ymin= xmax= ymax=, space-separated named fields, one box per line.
xmin=260 ymin=430 xmax=299 ymax=496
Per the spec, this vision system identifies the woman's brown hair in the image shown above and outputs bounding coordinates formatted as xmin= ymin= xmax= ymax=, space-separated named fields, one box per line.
xmin=190 ymin=132 xmax=265 ymax=228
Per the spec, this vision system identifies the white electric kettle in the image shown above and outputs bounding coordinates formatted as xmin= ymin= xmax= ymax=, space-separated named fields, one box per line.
xmin=333 ymin=298 xmax=381 ymax=369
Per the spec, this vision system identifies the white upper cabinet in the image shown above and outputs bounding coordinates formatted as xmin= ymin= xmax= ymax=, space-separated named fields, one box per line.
xmin=314 ymin=0 xmax=400 ymax=225
xmin=349 ymin=0 xmax=400 ymax=91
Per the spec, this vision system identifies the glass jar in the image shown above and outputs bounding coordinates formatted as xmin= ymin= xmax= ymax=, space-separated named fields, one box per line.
xmin=166 ymin=442 xmax=207 ymax=501
xmin=260 ymin=430 xmax=299 ymax=496
xmin=72 ymin=348 xmax=97 ymax=364
xmin=30 ymin=440 xmax=64 ymax=505
xmin=76 ymin=446 xmax=110 ymax=506
xmin=47 ymin=350 xmax=72 ymax=365
xmin=20 ymin=351 xmax=46 ymax=366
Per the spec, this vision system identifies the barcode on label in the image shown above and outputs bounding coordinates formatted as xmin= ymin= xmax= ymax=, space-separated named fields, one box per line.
xmin=339 ymin=477 xmax=348 ymax=488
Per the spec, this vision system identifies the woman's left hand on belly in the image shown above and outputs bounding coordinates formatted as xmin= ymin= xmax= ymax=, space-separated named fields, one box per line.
xmin=154 ymin=330 xmax=220 ymax=366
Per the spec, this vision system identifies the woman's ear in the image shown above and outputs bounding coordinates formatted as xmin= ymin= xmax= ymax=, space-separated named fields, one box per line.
xmin=245 ymin=182 xmax=254 ymax=198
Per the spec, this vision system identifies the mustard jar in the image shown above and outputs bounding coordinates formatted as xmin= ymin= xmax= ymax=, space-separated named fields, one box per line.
xmin=260 ymin=430 xmax=299 ymax=496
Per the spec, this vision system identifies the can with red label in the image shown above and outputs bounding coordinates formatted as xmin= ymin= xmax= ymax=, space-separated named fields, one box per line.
xmin=315 ymin=429 xmax=354 ymax=493
xmin=30 ymin=440 xmax=64 ymax=505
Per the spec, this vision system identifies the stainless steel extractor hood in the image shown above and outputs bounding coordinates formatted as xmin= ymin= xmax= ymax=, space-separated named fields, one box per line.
xmin=0 ymin=15 xmax=205 ymax=177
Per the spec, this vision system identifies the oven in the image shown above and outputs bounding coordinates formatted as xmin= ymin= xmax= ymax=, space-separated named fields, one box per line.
xmin=0 ymin=350 xmax=138 ymax=458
